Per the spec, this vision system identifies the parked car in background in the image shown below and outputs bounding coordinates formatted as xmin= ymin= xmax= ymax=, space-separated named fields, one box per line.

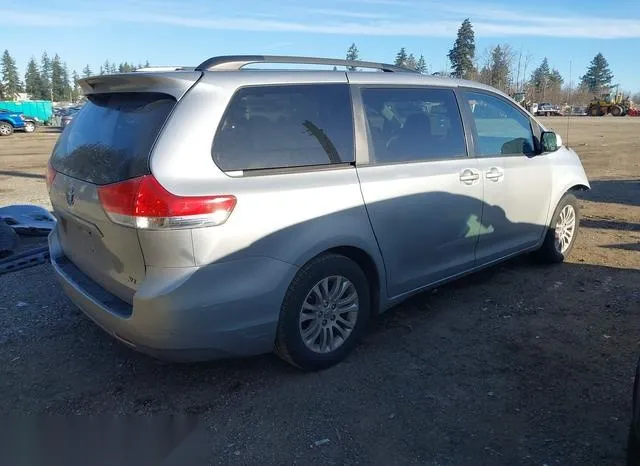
xmin=60 ymin=113 xmax=75 ymax=130
xmin=535 ymin=102 xmax=564 ymax=116
xmin=58 ymin=107 xmax=81 ymax=131
xmin=46 ymin=55 xmax=590 ymax=370
xmin=0 ymin=109 xmax=27 ymax=136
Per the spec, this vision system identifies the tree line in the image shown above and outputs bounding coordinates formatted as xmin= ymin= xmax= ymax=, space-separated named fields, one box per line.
xmin=0 ymin=50 xmax=150 ymax=102
xmin=344 ymin=18 xmax=632 ymax=105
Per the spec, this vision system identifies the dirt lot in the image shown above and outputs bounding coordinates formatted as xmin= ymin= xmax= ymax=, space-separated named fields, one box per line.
xmin=0 ymin=118 xmax=639 ymax=465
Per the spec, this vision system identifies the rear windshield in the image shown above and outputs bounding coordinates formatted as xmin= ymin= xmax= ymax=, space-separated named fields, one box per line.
xmin=51 ymin=92 xmax=176 ymax=185
xmin=212 ymin=84 xmax=354 ymax=172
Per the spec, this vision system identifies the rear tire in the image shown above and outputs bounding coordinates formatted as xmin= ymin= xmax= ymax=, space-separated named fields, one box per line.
xmin=23 ymin=121 xmax=36 ymax=133
xmin=534 ymin=193 xmax=580 ymax=263
xmin=275 ymin=253 xmax=371 ymax=371
xmin=0 ymin=122 xmax=13 ymax=136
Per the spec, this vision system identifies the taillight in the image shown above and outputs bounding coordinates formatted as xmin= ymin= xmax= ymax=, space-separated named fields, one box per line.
xmin=45 ymin=162 xmax=57 ymax=192
xmin=97 ymin=175 xmax=236 ymax=230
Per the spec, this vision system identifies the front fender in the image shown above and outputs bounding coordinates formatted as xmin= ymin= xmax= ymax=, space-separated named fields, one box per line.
xmin=547 ymin=146 xmax=590 ymax=224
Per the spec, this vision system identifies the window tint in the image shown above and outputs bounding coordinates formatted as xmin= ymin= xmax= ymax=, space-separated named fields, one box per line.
xmin=212 ymin=84 xmax=354 ymax=172
xmin=361 ymin=87 xmax=466 ymax=164
xmin=463 ymin=91 xmax=535 ymax=156
xmin=51 ymin=93 xmax=175 ymax=185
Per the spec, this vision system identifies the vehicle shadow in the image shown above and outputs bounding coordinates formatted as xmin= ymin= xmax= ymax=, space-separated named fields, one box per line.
xmin=580 ymin=179 xmax=640 ymax=207
xmin=581 ymin=219 xmax=640 ymax=232
xmin=0 ymin=170 xmax=45 ymax=180
xmin=601 ymin=242 xmax=640 ymax=252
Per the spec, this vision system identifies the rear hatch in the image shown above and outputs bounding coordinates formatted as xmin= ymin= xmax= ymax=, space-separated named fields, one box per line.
xmin=48 ymin=73 xmax=200 ymax=303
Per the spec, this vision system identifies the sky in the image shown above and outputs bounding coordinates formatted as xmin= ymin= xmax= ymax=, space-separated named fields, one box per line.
xmin=2 ymin=0 xmax=640 ymax=92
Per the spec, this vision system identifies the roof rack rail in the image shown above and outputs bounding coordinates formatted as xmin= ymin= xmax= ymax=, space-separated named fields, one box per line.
xmin=194 ymin=55 xmax=416 ymax=73
xmin=134 ymin=66 xmax=195 ymax=72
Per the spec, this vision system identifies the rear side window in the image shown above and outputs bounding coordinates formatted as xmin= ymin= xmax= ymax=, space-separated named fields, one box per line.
xmin=51 ymin=92 xmax=176 ymax=185
xmin=462 ymin=91 xmax=535 ymax=156
xmin=212 ymin=84 xmax=354 ymax=172
xmin=361 ymin=87 xmax=467 ymax=164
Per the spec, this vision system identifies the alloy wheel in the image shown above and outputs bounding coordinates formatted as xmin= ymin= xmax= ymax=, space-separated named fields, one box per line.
xmin=554 ymin=204 xmax=576 ymax=253
xmin=298 ymin=275 xmax=359 ymax=354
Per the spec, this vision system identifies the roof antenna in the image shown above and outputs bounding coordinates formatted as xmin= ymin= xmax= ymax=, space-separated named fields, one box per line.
xmin=566 ymin=59 xmax=572 ymax=148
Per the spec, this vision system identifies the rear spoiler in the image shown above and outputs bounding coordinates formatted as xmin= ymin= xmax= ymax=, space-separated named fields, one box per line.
xmin=78 ymin=71 xmax=203 ymax=100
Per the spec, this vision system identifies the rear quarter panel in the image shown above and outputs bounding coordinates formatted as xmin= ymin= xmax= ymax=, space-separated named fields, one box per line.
xmin=147 ymin=71 xmax=388 ymax=303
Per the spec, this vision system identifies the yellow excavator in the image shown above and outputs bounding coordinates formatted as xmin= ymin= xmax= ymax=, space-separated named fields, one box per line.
xmin=587 ymin=84 xmax=630 ymax=116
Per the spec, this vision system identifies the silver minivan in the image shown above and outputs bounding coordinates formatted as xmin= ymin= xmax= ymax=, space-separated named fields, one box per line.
xmin=47 ymin=55 xmax=590 ymax=370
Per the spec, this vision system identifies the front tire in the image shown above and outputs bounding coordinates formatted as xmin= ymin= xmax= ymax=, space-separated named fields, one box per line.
xmin=0 ymin=122 xmax=13 ymax=136
xmin=275 ymin=253 xmax=371 ymax=371
xmin=535 ymin=193 xmax=580 ymax=263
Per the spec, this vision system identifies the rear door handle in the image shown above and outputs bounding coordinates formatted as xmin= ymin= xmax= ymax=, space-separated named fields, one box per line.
xmin=485 ymin=167 xmax=504 ymax=181
xmin=459 ymin=169 xmax=480 ymax=184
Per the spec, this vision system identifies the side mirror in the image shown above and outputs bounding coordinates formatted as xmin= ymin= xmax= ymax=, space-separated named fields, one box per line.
xmin=541 ymin=131 xmax=560 ymax=152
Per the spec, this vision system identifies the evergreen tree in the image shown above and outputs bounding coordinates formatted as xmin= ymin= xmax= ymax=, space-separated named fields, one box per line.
xmin=71 ymin=70 xmax=81 ymax=102
xmin=24 ymin=57 xmax=45 ymax=99
xmin=62 ymin=63 xmax=72 ymax=99
xmin=1 ymin=50 xmax=23 ymax=99
xmin=549 ymin=69 xmax=563 ymax=88
xmin=416 ymin=55 xmax=427 ymax=73
xmin=50 ymin=54 xmax=69 ymax=101
xmin=345 ymin=43 xmax=359 ymax=71
xmin=448 ymin=19 xmax=476 ymax=79
xmin=394 ymin=47 xmax=408 ymax=67
xmin=41 ymin=52 xmax=52 ymax=100
xmin=82 ymin=64 xmax=92 ymax=78
xmin=109 ymin=63 xmax=117 ymax=74
xmin=102 ymin=60 xmax=111 ymax=75
xmin=406 ymin=53 xmax=417 ymax=70
xmin=479 ymin=45 xmax=513 ymax=92
xmin=530 ymin=57 xmax=551 ymax=100
xmin=580 ymin=53 xmax=613 ymax=92
xmin=530 ymin=57 xmax=564 ymax=101
xmin=118 ymin=62 xmax=133 ymax=73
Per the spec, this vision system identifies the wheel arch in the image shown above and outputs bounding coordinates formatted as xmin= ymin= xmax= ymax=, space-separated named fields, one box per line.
xmin=295 ymin=243 xmax=386 ymax=315
xmin=569 ymin=183 xmax=590 ymax=192
xmin=545 ymin=179 xmax=589 ymax=231
xmin=328 ymin=245 xmax=381 ymax=315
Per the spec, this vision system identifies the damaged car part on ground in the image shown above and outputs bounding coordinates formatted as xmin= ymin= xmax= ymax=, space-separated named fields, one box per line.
xmin=0 ymin=204 xmax=56 ymax=273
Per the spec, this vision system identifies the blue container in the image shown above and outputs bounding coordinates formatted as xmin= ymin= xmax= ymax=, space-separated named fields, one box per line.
xmin=0 ymin=100 xmax=54 ymax=123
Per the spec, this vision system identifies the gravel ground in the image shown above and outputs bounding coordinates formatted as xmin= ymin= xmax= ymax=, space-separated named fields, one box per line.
xmin=0 ymin=118 xmax=639 ymax=465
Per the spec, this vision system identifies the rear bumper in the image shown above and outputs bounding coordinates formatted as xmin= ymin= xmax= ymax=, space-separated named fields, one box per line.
xmin=49 ymin=229 xmax=298 ymax=361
